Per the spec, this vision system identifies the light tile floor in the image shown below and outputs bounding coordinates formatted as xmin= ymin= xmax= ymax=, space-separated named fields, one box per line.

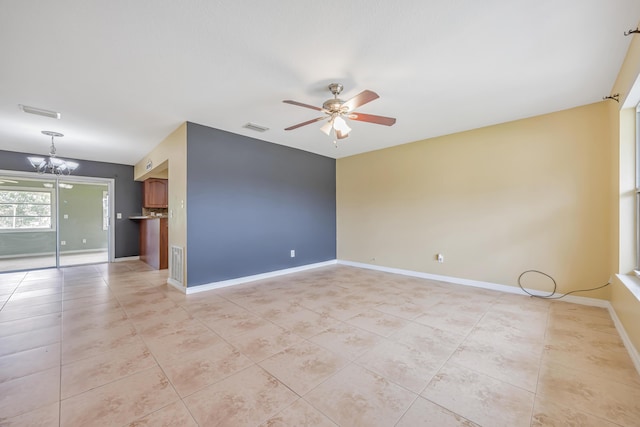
xmin=0 ymin=261 xmax=639 ymax=426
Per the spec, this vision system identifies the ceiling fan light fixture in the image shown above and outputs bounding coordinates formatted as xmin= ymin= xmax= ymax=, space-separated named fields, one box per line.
xmin=320 ymin=120 xmax=333 ymax=136
xmin=336 ymin=129 xmax=350 ymax=140
xmin=333 ymin=116 xmax=351 ymax=135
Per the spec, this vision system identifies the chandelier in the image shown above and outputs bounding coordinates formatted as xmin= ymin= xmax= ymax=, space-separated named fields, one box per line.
xmin=28 ymin=131 xmax=79 ymax=175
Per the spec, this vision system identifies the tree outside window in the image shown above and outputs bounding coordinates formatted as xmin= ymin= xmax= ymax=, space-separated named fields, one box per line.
xmin=0 ymin=190 xmax=53 ymax=230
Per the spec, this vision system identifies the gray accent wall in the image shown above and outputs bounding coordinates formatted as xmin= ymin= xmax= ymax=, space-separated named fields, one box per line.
xmin=186 ymin=122 xmax=336 ymax=287
xmin=0 ymin=149 xmax=141 ymax=258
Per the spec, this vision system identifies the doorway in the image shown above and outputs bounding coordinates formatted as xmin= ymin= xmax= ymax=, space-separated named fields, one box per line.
xmin=0 ymin=171 xmax=114 ymax=273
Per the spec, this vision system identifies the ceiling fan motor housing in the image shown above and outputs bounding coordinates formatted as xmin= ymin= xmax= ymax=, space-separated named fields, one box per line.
xmin=328 ymin=83 xmax=343 ymax=96
xmin=324 ymin=83 xmax=348 ymax=113
xmin=323 ymin=98 xmax=348 ymax=113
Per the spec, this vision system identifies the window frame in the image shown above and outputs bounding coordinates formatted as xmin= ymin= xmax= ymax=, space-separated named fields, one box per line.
xmin=0 ymin=186 xmax=56 ymax=233
xmin=102 ymin=190 xmax=109 ymax=231
xmin=636 ymin=104 xmax=640 ymax=270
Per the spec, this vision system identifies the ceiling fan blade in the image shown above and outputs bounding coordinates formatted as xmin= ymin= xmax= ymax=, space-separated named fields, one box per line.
xmin=283 ymin=100 xmax=323 ymax=111
xmin=347 ymin=112 xmax=396 ymax=126
xmin=284 ymin=116 xmax=327 ymax=131
xmin=342 ymin=90 xmax=379 ymax=112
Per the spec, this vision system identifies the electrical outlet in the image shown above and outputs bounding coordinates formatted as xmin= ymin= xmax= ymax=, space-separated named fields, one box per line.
xmin=82 ymin=239 xmax=87 ymax=244
xmin=290 ymin=250 xmax=295 ymax=258
xmin=60 ymin=241 xmax=66 ymax=246
xmin=63 ymin=214 xmax=68 ymax=219
xmin=116 ymin=213 xmax=122 ymax=219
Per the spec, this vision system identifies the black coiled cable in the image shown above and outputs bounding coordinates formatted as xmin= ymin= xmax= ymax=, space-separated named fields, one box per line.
xmin=518 ymin=269 xmax=611 ymax=300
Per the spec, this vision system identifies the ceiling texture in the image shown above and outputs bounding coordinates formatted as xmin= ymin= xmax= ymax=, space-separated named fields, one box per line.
xmin=1 ymin=1 xmax=639 ymax=166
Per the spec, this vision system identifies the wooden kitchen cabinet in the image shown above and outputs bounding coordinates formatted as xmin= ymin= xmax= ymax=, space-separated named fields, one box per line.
xmin=143 ymin=178 xmax=168 ymax=208
xmin=140 ymin=218 xmax=168 ymax=269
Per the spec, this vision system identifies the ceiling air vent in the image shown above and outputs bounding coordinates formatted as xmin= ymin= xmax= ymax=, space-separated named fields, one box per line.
xmin=243 ymin=122 xmax=269 ymax=133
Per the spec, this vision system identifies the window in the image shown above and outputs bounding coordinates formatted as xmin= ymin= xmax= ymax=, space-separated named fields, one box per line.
xmin=0 ymin=189 xmax=53 ymax=230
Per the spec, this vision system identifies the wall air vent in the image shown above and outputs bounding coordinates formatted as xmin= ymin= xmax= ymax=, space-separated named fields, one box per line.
xmin=19 ymin=104 xmax=61 ymax=119
xmin=170 ymin=245 xmax=184 ymax=287
xmin=243 ymin=122 xmax=269 ymax=133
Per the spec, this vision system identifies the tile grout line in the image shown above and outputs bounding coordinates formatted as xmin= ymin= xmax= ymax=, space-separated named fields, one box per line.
xmin=105 ymin=272 xmax=189 ymax=425
xmin=58 ymin=264 xmax=103 ymax=426
xmin=219 ymin=281 xmax=394 ymax=426
xmin=121 ymin=282 xmax=272 ymax=424
xmin=58 ymin=270 xmax=68 ymax=427
xmin=417 ymin=293 xmax=542 ymax=426
xmin=529 ymin=298 xmax=552 ymax=427
xmin=0 ymin=271 xmax=28 ymax=312
xmin=57 ymin=264 xmax=154 ymax=424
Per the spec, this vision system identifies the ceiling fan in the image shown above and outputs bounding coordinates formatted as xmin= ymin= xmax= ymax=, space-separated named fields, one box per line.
xmin=283 ymin=83 xmax=396 ymax=141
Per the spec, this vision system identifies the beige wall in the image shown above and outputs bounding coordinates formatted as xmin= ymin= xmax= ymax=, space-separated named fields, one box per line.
xmin=134 ymin=123 xmax=187 ymax=286
xmin=337 ymin=102 xmax=613 ymax=298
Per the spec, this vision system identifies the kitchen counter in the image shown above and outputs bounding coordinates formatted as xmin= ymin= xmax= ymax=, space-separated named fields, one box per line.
xmin=136 ymin=217 xmax=168 ymax=269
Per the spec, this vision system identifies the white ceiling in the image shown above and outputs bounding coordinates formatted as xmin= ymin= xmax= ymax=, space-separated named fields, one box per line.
xmin=1 ymin=1 xmax=639 ymax=166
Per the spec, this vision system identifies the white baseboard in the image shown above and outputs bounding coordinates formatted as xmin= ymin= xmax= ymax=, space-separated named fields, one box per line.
xmin=337 ymin=260 xmax=609 ymax=306
xmin=607 ymin=303 xmax=640 ymax=375
xmin=179 ymin=260 xmax=338 ymax=295
xmin=337 ymin=259 xmax=638 ymax=374
xmin=166 ymin=277 xmax=185 ymax=292
xmin=114 ymin=256 xmax=140 ymax=262
xmin=338 ymin=259 xmax=527 ymax=294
